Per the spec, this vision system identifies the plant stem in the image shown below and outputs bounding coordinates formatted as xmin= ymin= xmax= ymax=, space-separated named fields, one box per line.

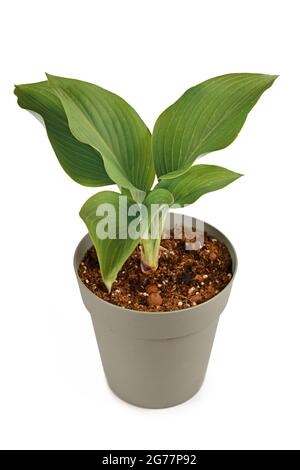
xmin=140 ymin=239 xmax=161 ymax=273
xmin=140 ymin=206 xmax=169 ymax=273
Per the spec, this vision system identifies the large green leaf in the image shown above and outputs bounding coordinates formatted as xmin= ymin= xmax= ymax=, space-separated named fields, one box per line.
xmin=156 ymin=164 xmax=242 ymax=206
xmin=80 ymin=191 xmax=141 ymax=291
xmin=47 ymin=74 xmax=154 ymax=199
xmin=14 ymin=81 xmax=113 ymax=187
xmin=152 ymin=73 xmax=278 ymax=179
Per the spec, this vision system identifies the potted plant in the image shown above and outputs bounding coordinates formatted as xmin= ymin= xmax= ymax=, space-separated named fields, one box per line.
xmin=15 ymin=73 xmax=277 ymax=408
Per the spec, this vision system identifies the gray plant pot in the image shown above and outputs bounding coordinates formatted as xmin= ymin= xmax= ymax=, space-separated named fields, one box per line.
xmin=74 ymin=215 xmax=237 ymax=408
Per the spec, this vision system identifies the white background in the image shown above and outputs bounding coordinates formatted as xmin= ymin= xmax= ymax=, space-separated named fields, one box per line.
xmin=1 ymin=0 xmax=299 ymax=450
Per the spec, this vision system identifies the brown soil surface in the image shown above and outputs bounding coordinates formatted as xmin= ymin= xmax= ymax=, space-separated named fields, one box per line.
xmin=78 ymin=232 xmax=233 ymax=312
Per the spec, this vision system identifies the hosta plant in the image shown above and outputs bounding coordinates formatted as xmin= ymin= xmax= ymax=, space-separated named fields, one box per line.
xmin=15 ymin=73 xmax=277 ymax=291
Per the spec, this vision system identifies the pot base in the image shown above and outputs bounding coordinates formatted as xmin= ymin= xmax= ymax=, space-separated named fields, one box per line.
xmin=108 ymin=378 xmax=205 ymax=409
xmin=91 ymin=315 xmax=219 ymax=409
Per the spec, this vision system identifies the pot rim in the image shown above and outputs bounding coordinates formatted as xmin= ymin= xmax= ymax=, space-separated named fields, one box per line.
xmin=74 ymin=218 xmax=237 ymax=317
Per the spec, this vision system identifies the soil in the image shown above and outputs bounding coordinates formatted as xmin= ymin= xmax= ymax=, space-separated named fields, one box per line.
xmin=78 ymin=232 xmax=233 ymax=312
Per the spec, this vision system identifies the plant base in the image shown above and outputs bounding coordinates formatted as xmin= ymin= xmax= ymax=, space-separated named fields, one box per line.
xmin=78 ymin=233 xmax=232 ymax=311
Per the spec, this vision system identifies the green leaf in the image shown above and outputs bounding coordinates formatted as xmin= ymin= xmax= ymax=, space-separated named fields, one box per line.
xmin=156 ymin=164 xmax=242 ymax=206
xmin=144 ymin=187 xmax=174 ymax=209
xmin=14 ymin=81 xmax=113 ymax=187
xmin=80 ymin=191 xmax=140 ymax=292
xmin=47 ymin=74 xmax=154 ymax=198
xmin=152 ymin=73 xmax=278 ymax=179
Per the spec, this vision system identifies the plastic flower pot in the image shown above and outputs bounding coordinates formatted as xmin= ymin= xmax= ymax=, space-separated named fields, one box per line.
xmin=74 ymin=215 xmax=237 ymax=408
